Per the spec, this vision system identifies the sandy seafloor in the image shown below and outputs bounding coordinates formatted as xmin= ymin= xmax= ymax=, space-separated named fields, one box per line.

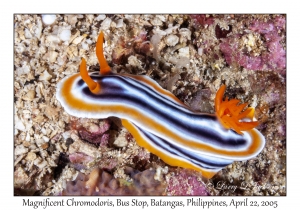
xmin=14 ymin=14 xmax=286 ymax=196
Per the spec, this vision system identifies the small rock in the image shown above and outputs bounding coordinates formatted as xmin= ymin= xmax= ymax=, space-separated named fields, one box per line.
xmin=86 ymin=15 xmax=94 ymax=23
xmin=150 ymin=17 xmax=163 ymax=26
xmin=26 ymin=152 xmax=37 ymax=161
xmin=178 ymin=47 xmax=190 ymax=58
xmin=179 ymin=28 xmax=191 ymax=40
xmin=69 ymin=138 xmax=101 ymax=158
xmin=39 ymin=70 xmax=52 ymax=81
xmin=128 ymin=55 xmax=142 ymax=69
xmin=34 ymin=158 xmax=47 ymax=169
xmin=41 ymin=142 xmax=49 ymax=150
xmin=156 ymin=15 xmax=166 ymax=22
xmin=46 ymin=35 xmax=61 ymax=44
xmin=23 ymin=90 xmax=35 ymax=101
xmin=35 ymin=137 xmax=45 ymax=146
xmin=15 ymin=144 xmax=28 ymax=156
xmin=47 ymin=157 xmax=57 ymax=167
xmin=67 ymin=15 xmax=79 ymax=26
xmin=34 ymin=19 xmax=42 ymax=39
xmin=112 ymin=129 xmax=128 ymax=148
xmin=14 ymin=167 xmax=29 ymax=187
xmin=81 ymin=41 xmax=89 ymax=50
xmin=165 ymin=34 xmax=179 ymax=47
xmin=87 ymin=123 xmax=100 ymax=133
xmin=154 ymin=166 xmax=163 ymax=181
xmin=65 ymin=138 xmax=74 ymax=147
xmin=72 ymin=35 xmax=86 ymax=45
xmin=25 ymin=132 xmax=30 ymax=141
xmin=23 ymin=141 xmax=31 ymax=147
xmin=62 ymin=131 xmax=71 ymax=140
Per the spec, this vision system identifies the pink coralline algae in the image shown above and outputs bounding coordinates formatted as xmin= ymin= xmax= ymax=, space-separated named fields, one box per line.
xmin=220 ymin=16 xmax=286 ymax=74
xmin=69 ymin=152 xmax=94 ymax=164
xmin=77 ymin=120 xmax=111 ymax=146
xmin=69 ymin=152 xmax=94 ymax=171
xmin=190 ymin=15 xmax=214 ymax=28
xmin=167 ymin=169 xmax=209 ymax=196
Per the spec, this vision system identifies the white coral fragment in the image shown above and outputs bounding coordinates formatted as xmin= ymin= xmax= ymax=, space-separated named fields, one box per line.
xmin=62 ymin=131 xmax=71 ymax=140
xmin=24 ymin=28 xmax=32 ymax=39
xmin=15 ymin=144 xmax=29 ymax=156
xmin=15 ymin=116 xmax=26 ymax=132
xmin=42 ymin=136 xmax=50 ymax=142
xmin=95 ymin=14 xmax=106 ymax=21
xmin=81 ymin=40 xmax=90 ymax=50
xmin=16 ymin=63 xmax=30 ymax=76
xmin=128 ymin=55 xmax=142 ymax=69
xmin=150 ymin=33 xmax=164 ymax=60
xmin=67 ymin=15 xmax=79 ymax=26
xmin=116 ymin=19 xmax=124 ymax=28
xmin=101 ymin=18 xmax=112 ymax=30
xmin=179 ymin=28 xmax=192 ymax=40
xmin=46 ymin=35 xmax=61 ymax=44
xmin=150 ymin=17 xmax=163 ymax=26
xmin=59 ymin=29 xmax=71 ymax=42
xmin=164 ymin=24 xmax=179 ymax=34
xmin=169 ymin=56 xmax=190 ymax=70
xmin=198 ymin=47 xmax=203 ymax=55
xmin=34 ymin=19 xmax=43 ymax=39
xmin=42 ymin=15 xmax=56 ymax=25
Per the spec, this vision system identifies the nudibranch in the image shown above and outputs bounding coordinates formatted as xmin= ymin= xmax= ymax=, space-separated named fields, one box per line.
xmin=56 ymin=31 xmax=265 ymax=178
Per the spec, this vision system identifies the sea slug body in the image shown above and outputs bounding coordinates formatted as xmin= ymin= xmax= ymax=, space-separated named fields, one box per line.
xmin=56 ymin=31 xmax=265 ymax=178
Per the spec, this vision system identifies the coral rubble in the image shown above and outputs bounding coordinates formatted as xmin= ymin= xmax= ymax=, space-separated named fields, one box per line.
xmin=62 ymin=168 xmax=166 ymax=195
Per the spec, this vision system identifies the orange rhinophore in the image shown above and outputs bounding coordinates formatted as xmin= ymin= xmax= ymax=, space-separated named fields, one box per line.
xmin=96 ymin=31 xmax=111 ymax=75
xmin=80 ymin=58 xmax=100 ymax=94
